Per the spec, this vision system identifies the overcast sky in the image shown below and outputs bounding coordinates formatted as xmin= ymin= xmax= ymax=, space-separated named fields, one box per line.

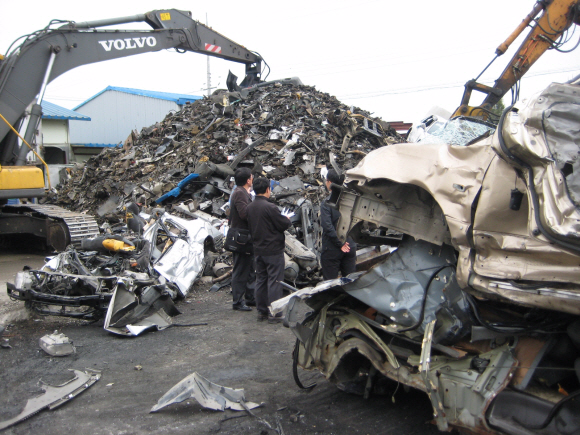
xmin=1 ymin=0 xmax=579 ymax=124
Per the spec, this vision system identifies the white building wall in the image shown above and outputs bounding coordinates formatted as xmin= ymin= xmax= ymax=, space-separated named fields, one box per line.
xmin=42 ymin=119 xmax=69 ymax=144
xmin=69 ymin=91 xmax=180 ymax=145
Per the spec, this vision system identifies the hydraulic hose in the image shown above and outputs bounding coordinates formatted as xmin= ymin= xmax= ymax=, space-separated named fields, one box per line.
xmin=514 ymin=389 xmax=580 ymax=430
xmin=398 ymin=265 xmax=454 ymax=333
xmin=497 ymin=105 xmax=580 ymax=254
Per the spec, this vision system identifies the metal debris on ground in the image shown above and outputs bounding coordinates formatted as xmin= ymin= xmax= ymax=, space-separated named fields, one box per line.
xmin=7 ymin=210 xmax=220 ymax=334
xmin=39 ymin=330 xmax=75 ymax=356
xmin=0 ymin=325 xmax=10 ymax=349
xmin=150 ymin=372 xmax=260 ymax=413
xmin=0 ymin=370 xmax=100 ymax=431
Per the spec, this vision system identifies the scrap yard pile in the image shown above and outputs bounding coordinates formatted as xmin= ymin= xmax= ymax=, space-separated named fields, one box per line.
xmin=51 ymin=80 xmax=403 ymax=224
xmin=8 ymin=80 xmax=405 ymax=333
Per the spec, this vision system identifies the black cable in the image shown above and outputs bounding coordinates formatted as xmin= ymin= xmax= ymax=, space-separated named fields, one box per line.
xmin=497 ymin=104 xmax=580 ymax=254
xmin=514 ymin=389 xmax=580 ymax=430
xmin=292 ymin=338 xmax=317 ymax=390
xmin=535 ymin=4 xmax=579 ymax=52
xmin=534 ymin=17 xmax=564 ymax=37
xmin=251 ymin=51 xmax=270 ymax=81
xmin=398 ymin=265 xmax=453 ymax=333
xmin=464 ymin=293 xmax=564 ymax=334
xmin=545 ymin=5 xmax=574 ymax=35
xmin=554 ymin=32 xmax=580 ymax=53
xmin=554 ymin=19 xmax=576 ymax=47
xmin=466 ymin=293 xmax=522 ymax=333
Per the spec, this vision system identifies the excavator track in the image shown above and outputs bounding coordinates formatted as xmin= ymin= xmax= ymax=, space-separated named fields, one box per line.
xmin=0 ymin=204 xmax=99 ymax=251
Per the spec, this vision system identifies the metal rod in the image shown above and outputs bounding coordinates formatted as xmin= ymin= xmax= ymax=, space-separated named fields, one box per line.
xmin=16 ymin=51 xmax=57 ymax=165
xmin=37 ymin=51 xmax=57 ymax=105
xmin=474 ymin=54 xmax=499 ymax=81
xmin=278 ymin=281 xmax=298 ymax=292
xmin=61 ymin=14 xmax=147 ymax=29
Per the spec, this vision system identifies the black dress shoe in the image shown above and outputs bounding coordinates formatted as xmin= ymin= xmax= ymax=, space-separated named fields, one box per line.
xmin=268 ymin=315 xmax=285 ymax=324
xmin=245 ymin=300 xmax=256 ymax=307
xmin=233 ymin=302 xmax=252 ymax=311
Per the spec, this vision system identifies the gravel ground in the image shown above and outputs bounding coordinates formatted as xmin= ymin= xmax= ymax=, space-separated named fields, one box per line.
xmin=0 ymin=249 xmax=442 ymax=435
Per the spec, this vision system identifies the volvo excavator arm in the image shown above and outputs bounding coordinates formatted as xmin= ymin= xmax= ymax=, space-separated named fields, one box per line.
xmin=0 ymin=9 xmax=263 ymax=165
xmin=453 ymin=0 xmax=580 ymax=119
xmin=0 ymin=9 xmax=264 ymax=251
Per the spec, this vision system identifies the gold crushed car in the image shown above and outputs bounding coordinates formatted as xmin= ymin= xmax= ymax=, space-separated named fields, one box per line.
xmin=274 ymin=79 xmax=580 ymax=435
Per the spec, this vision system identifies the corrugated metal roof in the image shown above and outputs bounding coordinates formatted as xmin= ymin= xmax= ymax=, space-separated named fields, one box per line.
xmin=72 ymin=143 xmax=121 ymax=148
xmin=73 ymin=86 xmax=202 ymax=110
xmin=42 ymin=101 xmax=91 ymax=121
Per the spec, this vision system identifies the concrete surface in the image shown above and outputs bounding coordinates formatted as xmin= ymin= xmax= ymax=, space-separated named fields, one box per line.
xmin=0 ymin=249 xmax=441 ymax=435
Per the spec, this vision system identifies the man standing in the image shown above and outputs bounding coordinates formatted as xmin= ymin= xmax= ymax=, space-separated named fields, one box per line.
xmin=229 ymin=167 xmax=256 ymax=311
xmin=247 ymin=177 xmax=292 ymax=323
xmin=320 ymin=169 xmax=357 ymax=280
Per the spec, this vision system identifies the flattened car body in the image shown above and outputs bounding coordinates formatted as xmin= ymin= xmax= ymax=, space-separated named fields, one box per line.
xmin=335 ymin=82 xmax=580 ymax=314
xmin=285 ymin=82 xmax=580 ymax=435
xmin=143 ymin=213 xmax=224 ymax=297
xmin=7 ymin=212 xmax=220 ymax=332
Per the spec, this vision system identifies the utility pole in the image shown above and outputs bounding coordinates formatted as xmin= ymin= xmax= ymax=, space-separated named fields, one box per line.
xmin=206 ymin=13 xmax=211 ymax=97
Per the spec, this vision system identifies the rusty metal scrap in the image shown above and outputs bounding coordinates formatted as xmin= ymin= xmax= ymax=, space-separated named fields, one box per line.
xmin=46 ymin=83 xmax=404 ymax=275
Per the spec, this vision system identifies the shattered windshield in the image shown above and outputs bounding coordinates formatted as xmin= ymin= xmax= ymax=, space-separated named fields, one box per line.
xmin=416 ymin=116 xmax=495 ymax=146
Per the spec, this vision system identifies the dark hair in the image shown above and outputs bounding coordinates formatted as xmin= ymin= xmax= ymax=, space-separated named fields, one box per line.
xmin=253 ymin=177 xmax=270 ymax=195
xmin=326 ymin=169 xmax=342 ymax=185
xmin=234 ymin=167 xmax=252 ymax=186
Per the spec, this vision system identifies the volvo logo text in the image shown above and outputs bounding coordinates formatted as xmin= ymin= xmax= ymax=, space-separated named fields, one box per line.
xmin=98 ymin=37 xmax=157 ymax=52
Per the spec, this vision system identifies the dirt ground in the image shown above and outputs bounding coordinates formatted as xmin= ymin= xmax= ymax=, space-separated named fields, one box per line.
xmin=0 ymin=248 xmax=442 ymax=435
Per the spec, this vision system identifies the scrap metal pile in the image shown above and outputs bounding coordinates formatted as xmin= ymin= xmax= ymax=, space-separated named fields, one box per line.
xmin=50 ymin=81 xmax=402 ymax=228
xmin=46 ymin=81 xmax=404 ymax=283
xmin=8 ymin=81 xmax=404 ymax=332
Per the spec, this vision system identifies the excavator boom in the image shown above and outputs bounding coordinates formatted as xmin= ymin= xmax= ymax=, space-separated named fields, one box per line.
xmin=0 ymin=9 xmax=264 ymax=251
xmin=0 ymin=9 xmax=263 ymax=165
xmin=453 ymin=0 xmax=580 ymax=119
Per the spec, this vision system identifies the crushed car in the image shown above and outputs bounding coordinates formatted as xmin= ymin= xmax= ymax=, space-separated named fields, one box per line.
xmin=7 ymin=211 xmax=223 ymax=335
xmin=273 ymin=80 xmax=580 ymax=435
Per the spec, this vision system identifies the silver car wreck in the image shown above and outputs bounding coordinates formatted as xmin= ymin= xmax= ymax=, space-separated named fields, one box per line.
xmin=276 ymin=81 xmax=580 ymax=435
xmin=7 ymin=212 xmax=223 ymax=335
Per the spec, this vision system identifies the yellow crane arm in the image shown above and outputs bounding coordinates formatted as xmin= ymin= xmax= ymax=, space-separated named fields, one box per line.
xmin=453 ymin=0 xmax=580 ymax=119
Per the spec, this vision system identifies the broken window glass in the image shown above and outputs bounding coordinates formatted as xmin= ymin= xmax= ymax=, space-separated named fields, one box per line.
xmin=414 ymin=116 xmax=495 ymax=147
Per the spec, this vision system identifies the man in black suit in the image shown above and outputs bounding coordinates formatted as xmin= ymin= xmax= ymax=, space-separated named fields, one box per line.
xmin=229 ymin=167 xmax=256 ymax=311
xmin=247 ymin=177 xmax=292 ymax=323
xmin=320 ymin=169 xmax=357 ymax=280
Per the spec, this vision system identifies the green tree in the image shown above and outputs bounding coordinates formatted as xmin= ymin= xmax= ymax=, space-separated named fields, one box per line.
xmin=491 ymin=98 xmax=506 ymax=118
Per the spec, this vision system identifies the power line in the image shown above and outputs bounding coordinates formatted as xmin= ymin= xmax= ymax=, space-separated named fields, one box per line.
xmin=336 ymin=66 xmax=580 ymax=100
xmin=277 ymin=46 xmax=494 ymax=77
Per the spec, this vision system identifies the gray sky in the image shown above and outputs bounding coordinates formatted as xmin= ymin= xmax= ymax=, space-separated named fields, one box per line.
xmin=1 ymin=0 xmax=579 ymax=124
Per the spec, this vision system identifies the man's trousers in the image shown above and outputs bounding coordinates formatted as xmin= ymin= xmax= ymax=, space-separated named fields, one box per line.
xmin=254 ymin=253 xmax=285 ymax=315
xmin=232 ymin=252 xmax=256 ymax=305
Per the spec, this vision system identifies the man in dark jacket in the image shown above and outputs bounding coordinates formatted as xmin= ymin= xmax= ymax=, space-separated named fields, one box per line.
xmin=229 ymin=167 xmax=255 ymax=311
xmin=320 ymin=169 xmax=357 ymax=280
xmin=247 ymin=177 xmax=292 ymax=323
